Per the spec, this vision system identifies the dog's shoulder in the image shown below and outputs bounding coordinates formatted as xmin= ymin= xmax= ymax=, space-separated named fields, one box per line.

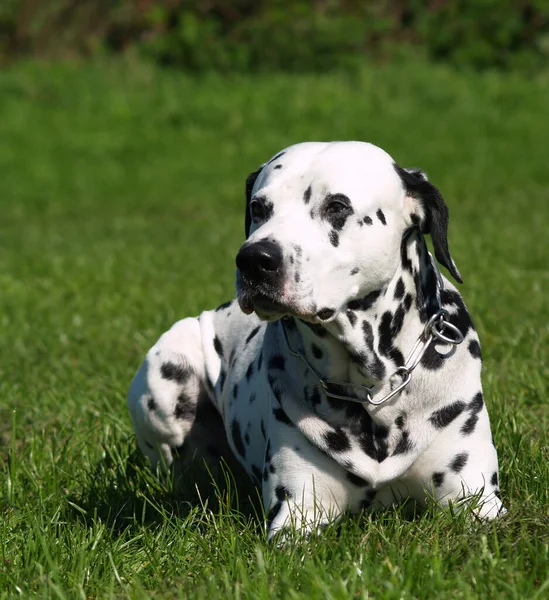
xmin=200 ymin=299 xmax=268 ymax=365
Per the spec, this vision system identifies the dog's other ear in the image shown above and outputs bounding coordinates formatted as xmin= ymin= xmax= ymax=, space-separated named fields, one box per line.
xmin=245 ymin=167 xmax=263 ymax=238
xmin=395 ymin=164 xmax=463 ymax=283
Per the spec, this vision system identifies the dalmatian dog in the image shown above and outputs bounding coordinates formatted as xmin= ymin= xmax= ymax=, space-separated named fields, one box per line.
xmin=128 ymin=141 xmax=504 ymax=538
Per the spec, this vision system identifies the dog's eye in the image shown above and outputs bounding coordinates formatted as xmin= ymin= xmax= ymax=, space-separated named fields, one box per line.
xmin=326 ymin=201 xmax=346 ymax=214
xmin=250 ymin=200 xmax=265 ymax=220
xmin=325 ymin=194 xmax=352 ymax=215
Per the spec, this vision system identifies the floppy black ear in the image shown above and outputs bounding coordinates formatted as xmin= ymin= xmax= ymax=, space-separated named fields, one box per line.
xmin=395 ymin=164 xmax=463 ymax=283
xmin=245 ymin=167 xmax=262 ymax=238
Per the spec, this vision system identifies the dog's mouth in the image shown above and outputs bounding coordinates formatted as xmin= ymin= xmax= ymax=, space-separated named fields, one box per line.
xmin=237 ymin=288 xmax=332 ymax=324
xmin=237 ymin=290 xmax=290 ymax=319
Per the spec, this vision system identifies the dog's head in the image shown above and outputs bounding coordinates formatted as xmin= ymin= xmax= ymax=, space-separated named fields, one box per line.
xmin=236 ymin=141 xmax=461 ymax=322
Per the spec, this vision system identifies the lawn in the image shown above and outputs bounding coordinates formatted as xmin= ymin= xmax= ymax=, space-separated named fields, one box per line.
xmin=0 ymin=57 xmax=548 ymax=599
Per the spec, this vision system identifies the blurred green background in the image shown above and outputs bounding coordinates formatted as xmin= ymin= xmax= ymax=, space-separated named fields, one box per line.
xmin=2 ymin=0 xmax=549 ymax=72
xmin=1 ymin=2 xmax=548 ymax=599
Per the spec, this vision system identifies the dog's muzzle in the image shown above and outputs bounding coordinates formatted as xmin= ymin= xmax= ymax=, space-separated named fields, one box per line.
xmin=236 ymin=240 xmax=286 ymax=315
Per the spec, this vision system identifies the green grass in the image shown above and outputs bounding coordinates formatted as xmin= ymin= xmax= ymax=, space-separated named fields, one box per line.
xmin=0 ymin=57 xmax=548 ymax=599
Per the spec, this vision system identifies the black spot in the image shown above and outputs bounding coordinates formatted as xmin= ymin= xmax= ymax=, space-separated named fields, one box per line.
xmin=421 ymin=345 xmax=445 ymax=370
xmin=174 ymin=393 xmax=195 ymax=420
xmin=495 ymin=490 xmax=502 ymax=499
xmin=441 ymin=289 xmax=460 ymax=306
xmin=329 ymin=230 xmax=339 ymax=247
xmin=303 ymin=185 xmax=312 ymax=204
xmin=450 ymin=452 xmax=468 ymax=473
xmin=441 ymin=290 xmax=474 ymax=335
xmin=361 ymin=321 xmax=387 ymax=380
xmin=393 ymin=431 xmax=413 ymax=455
xmin=468 ymin=339 xmax=482 ymax=359
xmin=145 ymin=441 xmax=154 ymax=449
xmin=389 ymin=346 xmax=405 ymax=367
xmin=324 ymin=428 xmax=351 ymax=453
xmin=276 ymin=485 xmax=291 ymax=501
xmin=346 ymin=471 xmax=370 ymax=487
xmin=391 ymin=306 xmax=406 ymax=337
xmin=377 ymin=312 xmax=398 ymax=361
xmin=232 ymin=384 xmax=239 ymax=400
xmin=246 ymin=326 xmax=261 ymax=344
xmin=317 ymin=308 xmax=335 ymax=320
xmin=267 ymin=151 xmax=286 ymax=165
xmin=395 ymin=414 xmax=406 ymax=429
xmin=251 ymin=465 xmax=262 ymax=482
xmin=311 ymin=344 xmax=323 ymax=359
xmin=363 ymin=215 xmax=373 ymax=225
xmin=400 ymin=235 xmax=414 ymax=274
xmin=260 ymin=418 xmax=266 ymax=438
xmin=307 ymin=386 xmax=322 ymax=407
xmin=374 ymin=441 xmax=389 ymax=463
xmin=358 ymin=433 xmax=377 ymax=462
xmin=346 ymin=310 xmax=357 ymax=326
xmin=213 ymin=336 xmax=224 ymax=358
xmin=273 ymin=407 xmax=292 ymax=426
xmin=403 ymin=293 xmax=413 ymax=312
xmin=268 ymin=375 xmax=283 ymax=402
xmin=394 ymin=278 xmax=405 ymax=300
xmin=266 ymin=501 xmax=282 ymax=525
xmin=268 ymin=354 xmax=286 ymax=370
xmin=217 ymin=369 xmax=227 ymax=392
xmin=361 ymin=489 xmax=377 ymax=509
xmin=378 ymin=307 xmax=407 ymax=353
xmin=273 ymin=164 xmax=282 ymax=170
xmin=376 ymin=209 xmax=387 ymax=225
xmin=429 ymin=401 xmax=466 ymax=429
xmin=244 ymin=432 xmax=250 ymax=444
xmin=347 ymin=289 xmax=381 ymax=311
xmin=161 ymin=362 xmax=191 ymax=384
xmin=375 ymin=423 xmax=390 ymax=439
xmin=295 ymin=271 xmax=300 ymax=283
xmin=432 ymin=472 xmax=445 ymax=488
xmin=231 ymin=420 xmax=246 ymax=458
xmin=147 ymin=397 xmax=156 ymax=411
xmin=350 ymin=267 xmax=359 ymax=275
xmin=491 ymin=472 xmax=498 ymax=487
xmin=470 ymin=393 xmax=484 ymax=415
xmin=257 ymin=351 xmax=264 ymax=370
xmin=246 ymin=362 xmax=254 ymax=381
xmin=215 ymin=300 xmax=232 ymax=311
xmin=326 ymin=393 xmax=346 ymax=412
xmin=460 ymin=414 xmax=478 ymax=436
xmin=300 ymin=320 xmax=328 ymax=337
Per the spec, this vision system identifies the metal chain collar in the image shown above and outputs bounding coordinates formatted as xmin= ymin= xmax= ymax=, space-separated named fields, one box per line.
xmin=280 ymin=254 xmax=464 ymax=407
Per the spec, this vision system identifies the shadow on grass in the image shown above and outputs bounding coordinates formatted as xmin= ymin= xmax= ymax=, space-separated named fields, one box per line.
xmin=66 ymin=433 xmax=264 ymax=537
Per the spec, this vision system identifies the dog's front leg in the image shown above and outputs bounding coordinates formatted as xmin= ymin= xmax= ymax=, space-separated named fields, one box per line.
xmin=128 ymin=317 xmax=207 ymax=472
xmin=263 ymin=422 xmax=367 ymax=541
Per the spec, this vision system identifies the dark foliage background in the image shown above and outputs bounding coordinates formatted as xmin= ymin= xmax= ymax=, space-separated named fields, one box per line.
xmin=2 ymin=0 xmax=549 ymax=71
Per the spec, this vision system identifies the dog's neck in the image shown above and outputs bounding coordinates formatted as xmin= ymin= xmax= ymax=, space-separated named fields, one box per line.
xmin=280 ymin=229 xmax=440 ymax=388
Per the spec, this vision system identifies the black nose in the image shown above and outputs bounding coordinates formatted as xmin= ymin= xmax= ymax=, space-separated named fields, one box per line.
xmin=236 ymin=240 xmax=283 ymax=280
